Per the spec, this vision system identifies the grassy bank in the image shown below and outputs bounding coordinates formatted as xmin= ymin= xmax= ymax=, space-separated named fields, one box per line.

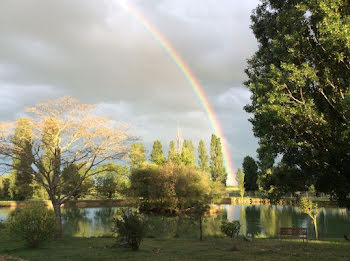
xmin=0 ymin=235 xmax=349 ymax=261
xmin=0 ymin=199 xmax=135 ymax=209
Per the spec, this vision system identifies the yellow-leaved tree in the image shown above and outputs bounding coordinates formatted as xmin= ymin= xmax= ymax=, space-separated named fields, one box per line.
xmin=0 ymin=96 xmax=134 ymax=237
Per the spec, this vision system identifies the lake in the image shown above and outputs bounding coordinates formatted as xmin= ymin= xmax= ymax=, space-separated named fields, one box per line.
xmin=0 ymin=205 xmax=349 ymax=239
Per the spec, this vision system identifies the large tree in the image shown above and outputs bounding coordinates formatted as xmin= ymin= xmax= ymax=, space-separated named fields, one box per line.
xmin=12 ymin=118 xmax=34 ymax=200
xmin=150 ymin=140 xmax=165 ymax=165
xmin=129 ymin=142 xmax=146 ymax=169
xmin=245 ymin=0 xmax=350 ymax=207
xmin=0 ymin=97 xmax=133 ymax=237
xmin=242 ymin=156 xmax=258 ymax=191
xmin=198 ymin=140 xmax=209 ymax=172
xmin=210 ymin=134 xmax=227 ymax=184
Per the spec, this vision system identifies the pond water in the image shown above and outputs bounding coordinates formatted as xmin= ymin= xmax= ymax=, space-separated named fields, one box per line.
xmin=0 ymin=205 xmax=349 ymax=239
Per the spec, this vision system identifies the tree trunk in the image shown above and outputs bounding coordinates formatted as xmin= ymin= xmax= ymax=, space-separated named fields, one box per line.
xmin=199 ymin=215 xmax=203 ymax=241
xmin=52 ymin=202 xmax=63 ymax=238
xmin=313 ymin=218 xmax=318 ymax=240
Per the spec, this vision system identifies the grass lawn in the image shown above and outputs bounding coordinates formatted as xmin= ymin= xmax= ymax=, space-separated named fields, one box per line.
xmin=0 ymin=235 xmax=349 ymax=261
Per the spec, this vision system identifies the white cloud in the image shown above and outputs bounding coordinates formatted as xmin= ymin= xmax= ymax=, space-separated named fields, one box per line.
xmin=0 ymin=0 xmax=260 ymax=170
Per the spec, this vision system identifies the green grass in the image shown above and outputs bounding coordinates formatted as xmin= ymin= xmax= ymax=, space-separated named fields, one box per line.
xmin=1 ymin=234 xmax=349 ymax=261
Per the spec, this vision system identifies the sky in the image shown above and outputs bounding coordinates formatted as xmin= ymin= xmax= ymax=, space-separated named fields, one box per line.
xmin=0 ymin=0 xmax=260 ymax=179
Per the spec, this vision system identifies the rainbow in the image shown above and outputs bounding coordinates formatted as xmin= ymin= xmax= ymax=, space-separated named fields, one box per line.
xmin=116 ymin=0 xmax=236 ymax=186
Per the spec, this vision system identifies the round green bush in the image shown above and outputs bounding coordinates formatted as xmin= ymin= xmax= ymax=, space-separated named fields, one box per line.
xmin=221 ymin=220 xmax=241 ymax=239
xmin=7 ymin=202 xmax=56 ymax=248
xmin=112 ymin=209 xmax=147 ymax=251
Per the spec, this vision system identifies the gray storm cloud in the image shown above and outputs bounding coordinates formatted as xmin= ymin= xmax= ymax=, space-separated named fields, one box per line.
xmin=0 ymin=0 xmax=259 ymax=170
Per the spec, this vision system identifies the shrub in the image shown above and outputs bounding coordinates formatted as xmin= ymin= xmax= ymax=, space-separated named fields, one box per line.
xmin=221 ymin=220 xmax=241 ymax=239
xmin=112 ymin=209 xmax=147 ymax=251
xmin=129 ymin=163 xmax=221 ymax=213
xmin=7 ymin=202 xmax=56 ymax=248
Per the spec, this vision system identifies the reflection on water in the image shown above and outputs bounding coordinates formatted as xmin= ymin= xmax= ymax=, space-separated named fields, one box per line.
xmin=0 ymin=205 xmax=349 ymax=238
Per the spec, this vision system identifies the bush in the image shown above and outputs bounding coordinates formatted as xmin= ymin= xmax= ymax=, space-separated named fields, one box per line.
xmin=7 ymin=202 xmax=56 ymax=248
xmin=129 ymin=163 xmax=221 ymax=213
xmin=221 ymin=220 xmax=241 ymax=239
xmin=112 ymin=209 xmax=147 ymax=251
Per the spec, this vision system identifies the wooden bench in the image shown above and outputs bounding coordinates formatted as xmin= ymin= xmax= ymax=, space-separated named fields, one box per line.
xmin=279 ymin=227 xmax=307 ymax=242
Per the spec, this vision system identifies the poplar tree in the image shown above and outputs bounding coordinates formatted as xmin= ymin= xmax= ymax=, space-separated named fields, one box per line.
xmin=129 ymin=142 xmax=146 ymax=169
xmin=168 ymin=141 xmax=176 ymax=162
xmin=198 ymin=140 xmax=209 ymax=172
xmin=181 ymin=140 xmax=195 ymax=166
xmin=150 ymin=140 xmax=165 ymax=165
xmin=236 ymin=168 xmax=245 ymax=199
xmin=210 ymin=134 xmax=227 ymax=184
xmin=12 ymin=118 xmax=34 ymax=200
xmin=242 ymin=156 xmax=258 ymax=191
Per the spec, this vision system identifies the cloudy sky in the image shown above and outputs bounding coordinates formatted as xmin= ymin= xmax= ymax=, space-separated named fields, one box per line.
xmin=0 ymin=0 xmax=260 ymax=178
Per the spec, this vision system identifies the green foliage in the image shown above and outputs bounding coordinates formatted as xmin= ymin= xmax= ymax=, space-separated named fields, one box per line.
xmin=7 ymin=202 xmax=56 ymax=248
xmin=150 ymin=140 xmax=165 ymax=166
xmin=0 ymin=174 xmax=14 ymax=200
xmin=95 ymin=163 xmax=129 ymax=199
xmin=129 ymin=163 xmax=220 ymax=212
xmin=298 ymin=197 xmax=320 ymax=239
xmin=2 ymin=178 xmax=11 ymax=199
xmin=129 ymin=143 xmax=146 ymax=169
xmin=112 ymin=209 xmax=147 ymax=251
xmin=257 ymin=164 xmax=307 ymax=203
xmin=168 ymin=141 xmax=182 ymax=164
xmin=210 ymin=135 xmax=227 ymax=184
xmin=242 ymin=156 xmax=258 ymax=191
xmin=167 ymin=141 xmax=176 ymax=162
xmin=198 ymin=140 xmax=209 ymax=172
xmin=12 ymin=118 xmax=34 ymax=200
xmin=221 ymin=220 xmax=241 ymax=239
xmin=308 ymin=185 xmax=316 ymax=197
xmin=61 ymin=164 xmax=94 ymax=200
xmin=236 ymin=169 xmax=245 ymax=199
xmin=181 ymin=140 xmax=195 ymax=166
xmin=245 ymin=0 xmax=350 ymax=207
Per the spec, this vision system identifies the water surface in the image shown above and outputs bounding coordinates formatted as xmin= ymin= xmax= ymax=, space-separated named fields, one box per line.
xmin=1 ymin=205 xmax=349 ymax=238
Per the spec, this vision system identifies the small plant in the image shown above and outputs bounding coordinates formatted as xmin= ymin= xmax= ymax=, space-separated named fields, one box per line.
xmin=112 ymin=209 xmax=147 ymax=251
xmin=7 ymin=202 xmax=56 ymax=248
xmin=221 ymin=220 xmax=241 ymax=239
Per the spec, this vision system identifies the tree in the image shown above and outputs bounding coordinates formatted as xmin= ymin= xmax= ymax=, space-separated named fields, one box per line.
xmin=298 ymin=197 xmax=320 ymax=240
xmin=236 ymin=168 xmax=245 ymax=199
xmin=210 ymin=134 xmax=227 ymax=184
xmin=2 ymin=178 xmax=11 ymax=199
xmin=198 ymin=140 xmax=209 ymax=172
xmin=244 ymin=0 xmax=350 ymax=207
xmin=95 ymin=162 xmax=129 ymax=199
xmin=168 ymin=140 xmax=181 ymax=164
xmin=150 ymin=140 xmax=165 ymax=165
xmin=129 ymin=143 xmax=146 ymax=169
xmin=168 ymin=141 xmax=176 ymax=162
xmin=242 ymin=156 xmax=258 ymax=191
xmin=12 ymin=118 xmax=34 ymax=200
xmin=61 ymin=164 xmax=94 ymax=200
xmin=181 ymin=140 xmax=195 ymax=166
xmin=129 ymin=162 xmax=218 ymax=213
xmin=0 ymin=97 xmax=133 ymax=237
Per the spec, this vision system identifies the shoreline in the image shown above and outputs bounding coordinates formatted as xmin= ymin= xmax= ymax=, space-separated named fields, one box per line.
xmin=0 ymin=197 xmax=337 ymax=209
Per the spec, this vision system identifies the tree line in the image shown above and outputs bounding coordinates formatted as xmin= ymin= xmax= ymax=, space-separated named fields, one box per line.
xmin=130 ymin=135 xmax=227 ymax=184
xmin=0 ymin=131 xmax=227 ymax=201
xmin=0 ymin=97 xmax=229 ymax=237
